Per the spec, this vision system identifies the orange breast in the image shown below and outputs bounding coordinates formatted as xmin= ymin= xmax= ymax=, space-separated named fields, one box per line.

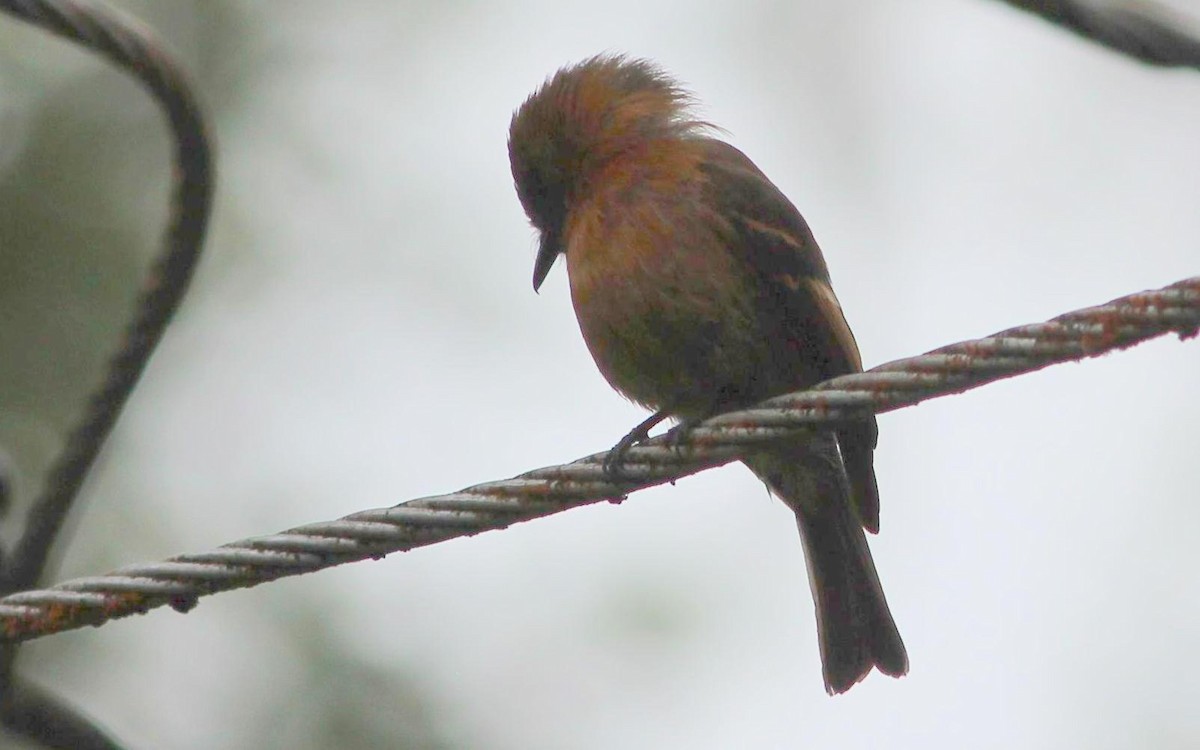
xmin=563 ymin=144 xmax=767 ymax=416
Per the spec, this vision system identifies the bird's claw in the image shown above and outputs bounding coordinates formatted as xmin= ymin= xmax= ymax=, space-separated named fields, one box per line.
xmin=663 ymin=418 xmax=700 ymax=454
xmin=602 ymin=430 xmax=644 ymax=480
xmin=602 ymin=409 xmax=671 ymax=481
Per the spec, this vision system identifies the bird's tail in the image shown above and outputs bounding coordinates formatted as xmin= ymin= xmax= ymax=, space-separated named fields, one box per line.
xmin=745 ymin=433 xmax=908 ymax=694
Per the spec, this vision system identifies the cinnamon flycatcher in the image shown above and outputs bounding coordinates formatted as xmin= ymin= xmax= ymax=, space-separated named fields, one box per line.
xmin=508 ymin=55 xmax=907 ymax=694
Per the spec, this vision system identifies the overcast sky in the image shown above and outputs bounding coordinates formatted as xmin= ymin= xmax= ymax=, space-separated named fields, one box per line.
xmin=2 ymin=1 xmax=1198 ymax=748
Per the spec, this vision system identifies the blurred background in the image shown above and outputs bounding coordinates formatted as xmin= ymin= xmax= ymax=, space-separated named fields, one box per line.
xmin=1 ymin=0 xmax=1198 ymax=747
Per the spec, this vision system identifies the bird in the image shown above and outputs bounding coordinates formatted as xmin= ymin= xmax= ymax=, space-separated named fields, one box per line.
xmin=507 ymin=54 xmax=907 ymax=694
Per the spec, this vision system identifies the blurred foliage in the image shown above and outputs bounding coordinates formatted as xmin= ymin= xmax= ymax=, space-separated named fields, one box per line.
xmin=0 ymin=40 xmax=154 ymax=521
xmin=1 ymin=2 xmax=460 ymax=748
xmin=255 ymin=608 xmax=458 ymax=750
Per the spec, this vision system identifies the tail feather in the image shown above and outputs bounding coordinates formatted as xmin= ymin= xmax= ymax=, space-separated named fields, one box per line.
xmin=746 ymin=432 xmax=907 ymax=694
xmin=839 ymin=418 xmax=881 ymax=533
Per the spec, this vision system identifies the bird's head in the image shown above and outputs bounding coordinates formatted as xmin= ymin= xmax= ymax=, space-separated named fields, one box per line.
xmin=508 ymin=54 xmax=703 ymax=290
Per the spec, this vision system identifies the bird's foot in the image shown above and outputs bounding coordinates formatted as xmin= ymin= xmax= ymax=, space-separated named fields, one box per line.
xmin=663 ymin=417 xmax=702 ymax=455
xmin=602 ymin=410 xmax=670 ymax=480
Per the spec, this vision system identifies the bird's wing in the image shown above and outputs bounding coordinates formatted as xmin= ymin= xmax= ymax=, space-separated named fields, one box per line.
xmin=696 ymin=139 xmax=881 ymax=531
xmin=694 ymin=139 xmax=861 ymax=384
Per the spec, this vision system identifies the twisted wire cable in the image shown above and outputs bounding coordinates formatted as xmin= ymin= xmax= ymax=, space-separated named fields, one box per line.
xmin=0 ymin=276 xmax=1194 ymax=643
xmin=1000 ymin=0 xmax=1200 ymax=69
xmin=0 ymin=0 xmax=214 ymax=593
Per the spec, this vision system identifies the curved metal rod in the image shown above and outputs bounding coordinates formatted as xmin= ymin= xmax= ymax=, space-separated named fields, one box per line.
xmin=0 ymin=0 xmax=215 ymax=594
xmin=1000 ymin=0 xmax=1200 ymax=69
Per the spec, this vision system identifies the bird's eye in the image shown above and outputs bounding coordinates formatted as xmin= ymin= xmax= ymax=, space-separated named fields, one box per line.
xmin=516 ymin=163 xmax=566 ymax=233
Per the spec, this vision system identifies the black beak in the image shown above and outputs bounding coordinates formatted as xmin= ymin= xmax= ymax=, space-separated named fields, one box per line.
xmin=532 ymin=237 xmax=560 ymax=292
